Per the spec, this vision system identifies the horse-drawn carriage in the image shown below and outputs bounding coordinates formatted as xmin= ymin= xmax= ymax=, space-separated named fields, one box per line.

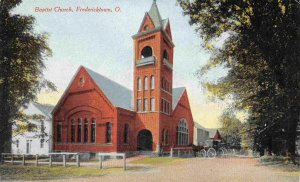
xmin=192 ymin=130 xmax=230 ymax=158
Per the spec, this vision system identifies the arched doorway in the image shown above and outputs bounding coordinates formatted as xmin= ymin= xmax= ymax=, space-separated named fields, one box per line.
xmin=137 ymin=129 xmax=153 ymax=151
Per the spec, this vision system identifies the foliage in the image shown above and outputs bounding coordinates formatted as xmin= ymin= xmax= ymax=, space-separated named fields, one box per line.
xmin=178 ymin=0 xmax=300 ymax=157
xmin=0 ymin=0 xmax=55 ymax=153
xmin=219 ymin=112 xmax=242 ymax=149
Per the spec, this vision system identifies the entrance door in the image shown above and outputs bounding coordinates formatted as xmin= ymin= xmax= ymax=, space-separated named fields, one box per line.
xmin=137 ymin=129 xmax=153 ymax=151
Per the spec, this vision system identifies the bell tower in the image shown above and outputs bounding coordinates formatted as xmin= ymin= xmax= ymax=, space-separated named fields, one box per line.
xmin=132 ymin=0 xmax=175 ymax=116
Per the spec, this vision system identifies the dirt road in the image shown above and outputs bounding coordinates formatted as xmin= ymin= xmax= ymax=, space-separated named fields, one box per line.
xmin=49 ymin=157 xmax=299 ymax=182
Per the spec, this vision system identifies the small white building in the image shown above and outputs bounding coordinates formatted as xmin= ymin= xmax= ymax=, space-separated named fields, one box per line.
xmin=11 ymin=102 xmax=54 ymax=155
xmin=193 ymin=122 xmax=209 ymax=146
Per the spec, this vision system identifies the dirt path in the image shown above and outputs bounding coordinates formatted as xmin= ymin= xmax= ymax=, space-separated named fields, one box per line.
xmin=46 ymin=157 xmax=299 ymax=182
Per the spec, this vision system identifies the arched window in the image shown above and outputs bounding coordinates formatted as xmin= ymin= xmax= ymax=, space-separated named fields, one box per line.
xmin=163 ymin=50 xmax=169 ymax=60
xmin=57 ymin=122 xmax=62 ymax=143
xmin=137 ymin=99 xmax=142 ymax=112
xmin=150 ymin=75 xmax=155 ymax=89
xmin=141 ymin=46 xmax=152 ymax=58
xmin=177 ymin=119 xmax=189 ymax=145
xmin=106 ymin=122 xmax=112 ymax=143
xmin=91 ymin=119 xmax=96 ymax=143
xmin=84 ymin=119 xmax=88 ymax=143
xmin=144 ymin=76 xmax=148 ymax=90
xmin=71 ymin=119 xmax=75 ymax=143
xmin=166 ymin=130 xmax=169 ymax=144
xmin=143 ymin=98 xmax=148 ymax=111
xmin=77 ymin=119 xmax=82 ymax=143
xmin=124 ymin=124 xmax=129 ymax=144
xmin=137 ymin=77 xmax=142 ymax=91
xmin=150 ymin=97 xmax=155 ymax=111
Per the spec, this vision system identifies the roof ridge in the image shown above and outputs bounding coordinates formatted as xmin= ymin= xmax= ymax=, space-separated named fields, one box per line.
xmin=83 ymin=66 xmax=132 ymax=92
xmin=84 ymin=66 xmax=133 ymax=110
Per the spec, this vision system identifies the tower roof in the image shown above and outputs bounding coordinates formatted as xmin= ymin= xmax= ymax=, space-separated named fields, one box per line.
xmin=132 ymin=1 xmax=174 ymax=46
xmin=148 ymin=0 xmax=162 ymax=28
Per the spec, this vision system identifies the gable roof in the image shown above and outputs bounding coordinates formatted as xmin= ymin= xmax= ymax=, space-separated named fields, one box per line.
xmin=206 ymin=128 xmax=219 ymax=138
xmin=213 ymin=130 xmax=222 ymax=141
xmin=53 ymin=66 xmax=186 ymax=113
xmin=32 ymin=102 xmax=54 ymax=118
xmin=85 ymin=67 xmax=133 ymax=111
xmin=172 ymin=87 xmax=185 ymax=110
xmin=194 ymin=122 xmax=207 ymax=130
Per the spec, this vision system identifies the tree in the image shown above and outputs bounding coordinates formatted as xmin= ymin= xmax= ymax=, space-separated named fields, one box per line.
xmin=178 ymin=0 xmax=300 ymax=159
xmin=0 ymin=0 xmax=55 ymax=154
xmin=219 ymin=112 xmax=242 ymax=149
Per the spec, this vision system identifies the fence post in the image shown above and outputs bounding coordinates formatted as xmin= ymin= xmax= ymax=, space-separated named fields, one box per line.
xmin=170 ymin=148 xmax=173 ymax=158
xmin=178 ymin=150 xmax=180 ymax=158
xmin=123 ymin=153 xmax=126 ymax=170
xmin=49 ymin=155 xmax=52 ymax=167
xmin=35 ymin=155 xmax=38 ymax=166
xmin=11 ymin=154 xmax=14 ymax=165
xmin=76 ymin=154 xmax=80 ymax=167
xmin=63 ymin=154 xmax=66 ymax=167
xmin=22 ymin=155 xmax=25 ymax=166
xmin=99 ymin=155 xmax=103 ymax=169
xmin=0 ymin=154 xmax=3 ymax=164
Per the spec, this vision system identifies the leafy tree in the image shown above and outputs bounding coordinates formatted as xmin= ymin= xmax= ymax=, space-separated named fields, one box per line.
xmin=219 ymin=112 xmax=242 ymax=149
xmin=178 ymin=0 xmax=300 ymax=159
xmin=0 ymin=0 xmax=55 ymax=154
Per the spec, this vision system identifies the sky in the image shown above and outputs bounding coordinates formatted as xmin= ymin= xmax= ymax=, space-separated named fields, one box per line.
xmin=14 ymin=0 xmax=230 ymax=128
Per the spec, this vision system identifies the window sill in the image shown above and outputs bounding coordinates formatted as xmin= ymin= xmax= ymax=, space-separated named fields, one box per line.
xmin=160 ymin=111 xmax=171 ymax=116
xmin=137 ymin=111 xmax=157 ymax=114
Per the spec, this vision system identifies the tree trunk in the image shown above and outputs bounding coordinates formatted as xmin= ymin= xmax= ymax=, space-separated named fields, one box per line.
xmin=0 ymin=78 xmax=12 ymax=155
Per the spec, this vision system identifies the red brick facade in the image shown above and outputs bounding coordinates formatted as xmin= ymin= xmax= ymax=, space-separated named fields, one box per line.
xmin=52 ymin=2 xmax=194 ymax=153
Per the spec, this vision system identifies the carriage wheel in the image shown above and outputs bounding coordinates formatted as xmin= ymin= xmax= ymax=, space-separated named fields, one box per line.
xmin=207 ymin=148 xmax=216 ymax=158
xmin=198 ymin=149 xmax=206 ymax=158
xmin=217 ymin=148 xmax=225 ymax=157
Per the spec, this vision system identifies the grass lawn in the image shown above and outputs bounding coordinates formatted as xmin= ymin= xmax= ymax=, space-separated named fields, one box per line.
xmin=258 ymin=156 xmax=300 ymax=176
xmin=131 ymin=157 xmax=186 ymax=165
xmin=0 ymin=164 xmax=125 ymax=181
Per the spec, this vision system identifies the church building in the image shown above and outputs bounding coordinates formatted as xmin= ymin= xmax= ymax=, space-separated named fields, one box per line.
xmin=52 ymin=1 xmax=194 ymax=153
